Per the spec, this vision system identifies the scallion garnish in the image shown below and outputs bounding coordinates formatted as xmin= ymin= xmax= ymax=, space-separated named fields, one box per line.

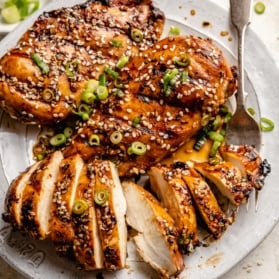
xmin=31 ymin=53 xmax=49 ymax=74
xmin=94 ymin=189 xmax=109 ymax=206
xmin=65 ymin=60 xmax=79 ymax=78
xmin=72 ymin=199 xmax=88 ymax=215
xmin=49 ymin=133 xmax=67 ymax=147
xmin=260 ymin=117 xmax=274 ymax=131
xmin=88 ymin=134 xmax=100 ymax=146
xmin=128 ymin=141 xmax=147 ymax=156
xmin=131 ymin=28 xmax=144 ymax=42
xmin=104 ymin=66 xmax=119 ymax=79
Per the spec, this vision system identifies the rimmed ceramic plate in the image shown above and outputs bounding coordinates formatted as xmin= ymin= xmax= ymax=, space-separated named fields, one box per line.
xmin=0 ymin=1 xmax=279 ymax=278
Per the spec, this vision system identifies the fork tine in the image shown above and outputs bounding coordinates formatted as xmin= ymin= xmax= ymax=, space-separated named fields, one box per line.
xmin=254 ymin=190 xmax=260 ymax=212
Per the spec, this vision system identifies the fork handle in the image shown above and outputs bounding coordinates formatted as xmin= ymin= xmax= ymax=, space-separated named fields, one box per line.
xmin=230 ymin=0 xmax=253 ymax=106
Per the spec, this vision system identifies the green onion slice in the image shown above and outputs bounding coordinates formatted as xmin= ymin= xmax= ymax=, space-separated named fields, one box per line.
xmin=210 ymin=140 xmax=222 ymax=157
xmin=169 ymin=26 xmax=180 ymax=36
xmin=89 ymin=134 xmax=100 ymax=146
xmin=64 ymin=127 xmax=73 ymax=138
xmin=208 ymin=131 xmax=224 ymax=142
xmin=1 ymin=5 xmax=21 ymax=23
xmin=99 ymin=73 xmax=106 ymax=86
xmin=110 ymin=131 xmax=123 ymax=144
xmin=132 ymin=116 xmax=141 ymax=127
xmin=173 ymin=54 xmax=191 ymax=67
xmin=73 ymin=104 xmax=92 ymax=121
xmin=111 ymin=39 xmax=122 ymax=48
xmin=104 ymin=66 xmax=119 ymax=80
xmin=72 ymin=199 xmax=89 ymax=215
xmin=116 ymin=55 xmax=129 ymax=69
xmin=42 ymin=89 xmax=54 ymax=103
xmin=65 ymin=60 xmax=79 ymax=78
xmin=260 ymin=117 xmax=274 ymax=131
xmin=31 ymin=53 xmax=49 ymax=74
xmin=49 ymin=133 xmax=67 ymax=147
xmin=94 ymin=190 xmax=109 ymax=206
xmin=254 ymin=2 xmax=266 ymax=14
xmin=131 ymin=28 xmax=144 ymax=42
xmin=95 ymin=85 xmax=109 ymax=100
xmin=247 ymin=107 xmax=256 ymax=116
xmin=128 ymin=141 xmax=147 ymax=156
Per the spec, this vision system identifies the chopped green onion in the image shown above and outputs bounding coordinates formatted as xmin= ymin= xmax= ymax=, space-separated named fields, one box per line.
xmin=104 ymin=66 xmax=119 ymax=79
xmin=81 ymin=90 xmax=96 ymax=104
xmin=42 ymin=89 xmax=54 ymax=103
xmin=99 ymin=73 xmax=106 ymax=86
xmin=110 ymin=131 xmax=123 ymax=144
xmin=128 ymin=141 xmax=147 ymax=156
xmin=194 ymin=134 xmax=207 ymax=151
xmin=94 ymin=189 xmax=109 ymax=206
xmin=73 ymin=104 xmax=92 ymax=121
xmin=64 ymin=127 xmax=73 ymax=138
xmin=31 ymin=53 xmax=49 ymax=74
xmin=260 ymin=117 xmax=274 ymax=131
xmin=169 ymin=26 xmax=180 ymax=36
xmin=208 ymin=156 xmax=221 ymax=165
xmin=208 ymin=131 xmax=224 ymax=142
xmin=49 ymin=133 xmax=67 ymax=147
xmin=181 ymin=71 xmax=189 ymax=83
xmin=65 ymin=60 xmax=79 ymax=78
xmin=212 ymin=115 xmax=222 ymax=131
xmin=247 ymin=107 xmax=256 ymax=116
xmin=173 ymin=54 xmax=191 ymax=67
xmin=210 ymin=140 xmax=222 ymax=157
xmin=95 ymin=85 xmax=109 ymax=100
xmin=88 ymin=134 xmax=100 ymax=146
xmin=116 ymin=56 xmax=129 ymax=69
xmin=72 ymin=199 xmax=88 ymax=215
xmin=112 ymin=88 xmax=124 ymax=98
xmin=254 ymin=2 xmax=265 ymax=14
xmin=163 ymin=68 xmax=179 ymax=96
xmin=37 ymin=153 xmax=45 ymax=161
xmin=131 ymin=28 xmax=144 ymax=42
xmin=111 ymin=39 xmax=122 ymax=48
xmin=114 ymin=79 xmax=124 ymax=89
xmin=132 ymin=116 xmax=141 ymax=127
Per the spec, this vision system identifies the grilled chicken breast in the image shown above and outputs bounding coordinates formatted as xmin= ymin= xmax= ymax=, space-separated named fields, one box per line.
xmin=170 ymin=162 xmax=229 ymax=239
xmin=122 ymin=180 xmax=184 ymax=278
xmin=3 ymin=161 xmax=41 ymax=230
xmin=194 ymin=161 xmax=253 ymax=206
xmin=63 ymin=35 xmax=236 ymax=177
xmin=72 ymin=162 xmax=103 ymax=270
xmin=93 ymin=160 xmax=127 ymax=270
xmin=20 ymin=151 xmax=64 ymax=239
xmin=0 ymin=0 xmax=165 ymax=124
xmin=149 ymin=166 xmax=199 ymax=254
xmin=219 ymin=145 xmax=271 ymax=190
xmin=49 ymin=154 xmax=84 ymax=257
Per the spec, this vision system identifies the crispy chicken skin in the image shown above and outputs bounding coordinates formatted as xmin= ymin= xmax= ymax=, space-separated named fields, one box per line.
xmin=0 ymin=0 xmax=165 ymax=124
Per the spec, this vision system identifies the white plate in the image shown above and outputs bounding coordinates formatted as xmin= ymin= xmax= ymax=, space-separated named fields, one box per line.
xmin=0 ymin=0 xmax=279 ymax=278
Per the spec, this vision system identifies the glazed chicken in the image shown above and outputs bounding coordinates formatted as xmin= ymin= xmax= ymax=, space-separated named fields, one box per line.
xmin=0 ymin=0 xmax=165 ymax=124
xmin=63 ymin=35 xmax=237 ymax=177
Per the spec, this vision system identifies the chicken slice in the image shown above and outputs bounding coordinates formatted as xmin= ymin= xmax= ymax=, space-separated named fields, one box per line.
xmin=219 ymin=145 xmax=271 ymax=190
xmin=3 ymin=161 xmax=41 ymax=229
xmin=149 ymin=166 xmax=199 ymax=254
xmin=194 ymin=161 xmax=253 ymax=206
xmin=93 ymin=160 xmax=127 ymax=270
xmin=49 ymin=154 xmax=84 ymax=258
xmin=72 ymin=162 xmax=103 ymax=270
xmin=122 ymin=180 xmax=184 ymax=278
xmin=173 ymin=162 xmax=228 ymax=239
xmin=20 ymin=151 xmax=63 ymax=239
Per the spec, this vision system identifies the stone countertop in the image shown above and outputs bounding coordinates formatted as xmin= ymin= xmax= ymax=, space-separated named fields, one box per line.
xmin=0 ymin=0 xmax=279 ymax=278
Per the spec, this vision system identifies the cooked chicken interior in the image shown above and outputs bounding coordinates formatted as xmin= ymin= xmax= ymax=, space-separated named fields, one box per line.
xmin=122 ymin=180 xmax=184 ymax=278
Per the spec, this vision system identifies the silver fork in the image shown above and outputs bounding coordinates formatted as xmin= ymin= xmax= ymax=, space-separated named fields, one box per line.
xmin=226 ymin=0 xmax=262 ymax=151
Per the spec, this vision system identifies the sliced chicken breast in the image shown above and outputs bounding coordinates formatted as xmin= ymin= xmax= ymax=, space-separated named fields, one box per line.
xmin=20 ymin=151 xmax=63 ymax=239
xmin=176 ymin=163 xmax=228 ymax=239
xmin=122 ymin=180 xmax=184 ymax=278
xmin=3 ymin=161 xmax=41 ymax=229
xmin=219 ymin=145 xmax=271 ymax=190
xmin=72 ymin=162 xmax=103 ymax=270
xmin=194 ymin=161 xmax=253 ymax=206
xmin=49 ymin=154 xmax=84 ymax=257
xmin=93 ymin=160 xmax=127 ymax=270
xmin=149 ymin=166 xmax=199 ymax=254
